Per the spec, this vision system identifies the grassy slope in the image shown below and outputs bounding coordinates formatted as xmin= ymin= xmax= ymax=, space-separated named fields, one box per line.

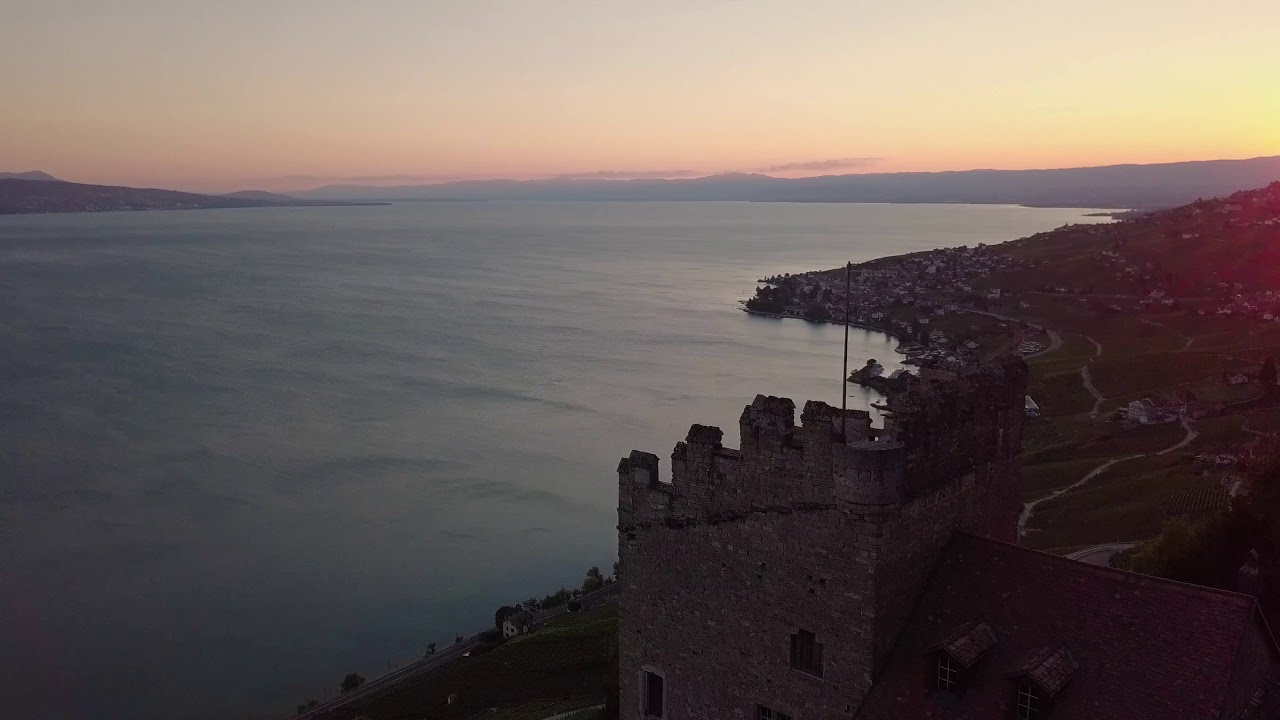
xmin=991 ymin=185 xmax=1280 ymax=549
xmin=1013 ymin=302 xmax=1274 ymax=548
xmin=325 ymin=606 xmax=616 ymax=720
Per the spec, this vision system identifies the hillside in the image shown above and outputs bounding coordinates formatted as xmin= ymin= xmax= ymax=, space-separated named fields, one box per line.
xmin=990 ymin=181 xmax=1280 ymax=296
xmin=954 ymin=182 xmax=1280 ymax=551
xmin=223 ymin=189 xmax=303 ymax=202
xmin=0 ymin=171 xmax=59 ymax=181
xmin=310 ymin=605 xmax=616 ymax=720
xmin=294 ymin=155 xmax=1280 ymax=209
xmin=740 ymin=178 xmax=1280 ymax=556
xmin=0 ymin=179 xmax=387 ymax=215
xmin=222 ymin=189 xmax=370 ymax=207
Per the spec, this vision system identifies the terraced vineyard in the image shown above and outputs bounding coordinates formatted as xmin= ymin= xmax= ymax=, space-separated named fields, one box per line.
xmin=315 ymin=605 xmax=617 ymax=720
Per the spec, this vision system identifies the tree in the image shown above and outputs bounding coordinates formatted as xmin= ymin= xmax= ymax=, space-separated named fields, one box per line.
xmin=454 ymin=634 xmax=465 ymax=645
xmin=340 ymin=673 xmax=365 ymax=694
xmin=582 ymin=566 xmax=605 ymax=593
xmin=612 ymin=560 xmax=620 ymax=580
xmin=296 ymin=699 xmax=318 ymax=714
xmin=803 ymin=302 xmax=830 ymax=322
xmin=1114 ymin=438 xmax=1280 ymax=623
xmin=494 ymin=604 xmax=520 ymax=628
xmin=539 ymin=586 xmax=573 ymax=609
xmin=424 ymin=642 xmax=437 ymax=657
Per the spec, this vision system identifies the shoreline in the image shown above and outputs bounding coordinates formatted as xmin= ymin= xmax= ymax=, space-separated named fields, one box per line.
xmin=739 ymin=308 xmax=917 ymax=379
xmin=739 ymin=306 xmax=905 ymax=346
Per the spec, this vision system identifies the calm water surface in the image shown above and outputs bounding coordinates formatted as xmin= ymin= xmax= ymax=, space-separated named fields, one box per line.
xmin=0 ymin=202 xmax=1109 ymax=719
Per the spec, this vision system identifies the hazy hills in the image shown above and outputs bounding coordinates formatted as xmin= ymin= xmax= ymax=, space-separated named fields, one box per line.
xmin=294 ymin=156 xmax=1280 ymax=209
xmin=0 ymin=179 xmax=386 ymax=215
xmin=0 ymin=171 xmax=59 ymax=182
xmin=8 ymin=155 xmax=1278 ymax=214
xmin=223 ymin=189 xmax=301 ymax=202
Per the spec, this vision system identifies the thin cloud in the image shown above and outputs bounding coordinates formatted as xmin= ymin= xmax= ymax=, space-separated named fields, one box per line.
xmin=754 ymin=157 xmax=884 ymax=173
xmin=552 ymin=169 xmax=701 ymax=180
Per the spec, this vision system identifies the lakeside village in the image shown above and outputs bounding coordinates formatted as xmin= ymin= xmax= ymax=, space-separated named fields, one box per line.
xmin=742 ymin=243 xmax=1046 ymax=381
xmin=744 ymin=183 xmax=1280 ymax=396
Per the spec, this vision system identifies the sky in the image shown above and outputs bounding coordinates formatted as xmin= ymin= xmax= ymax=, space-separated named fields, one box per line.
xmin=2 ymin=0 xmax=1278 ymax=193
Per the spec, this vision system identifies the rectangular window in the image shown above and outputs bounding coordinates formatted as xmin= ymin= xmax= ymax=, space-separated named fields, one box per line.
xmin=790 ymin=630 xmax=823 ymax=677
xmin=937 ymin=653 xmax=958 ymax=692
xmin=643 ymin=671 xmax=664 ymax=718
xmin=1015 ymin=681 xmax=1041 ymax=720
xmin=757 ymin=704 xmax=794 ymax=720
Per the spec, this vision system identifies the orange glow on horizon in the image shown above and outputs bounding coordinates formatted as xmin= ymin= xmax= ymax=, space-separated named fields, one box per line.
xmin=2 ymin=1 xmax=1278 ymax=193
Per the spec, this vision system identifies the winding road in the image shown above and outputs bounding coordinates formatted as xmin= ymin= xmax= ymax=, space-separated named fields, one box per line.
xmin=1019 ymin=417 xmax=1200 ymax=539
xmin=1018 ymin=455 xmax=1144 ymax=537
xmin=1019 ymin=332 xmax=1201 ymax=540
xmin=1064 ymin=543 xmax=1137 ymax=566
xmin=1025 ymin=329 xmax=1064 ymax=360
xmin=1079 ymin=336 xmax=1105 ymax=417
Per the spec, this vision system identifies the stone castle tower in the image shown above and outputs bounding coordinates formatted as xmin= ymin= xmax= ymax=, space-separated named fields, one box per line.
xmin=616 ymin=357 xmax=1028 ymax=719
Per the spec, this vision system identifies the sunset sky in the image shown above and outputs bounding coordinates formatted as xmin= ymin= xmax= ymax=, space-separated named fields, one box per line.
xmin=3 ymin=0 xmax=1278 ymax=193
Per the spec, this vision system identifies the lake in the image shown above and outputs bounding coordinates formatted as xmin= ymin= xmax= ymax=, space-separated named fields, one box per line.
xmin=0 ymin=201 xmax=1109 ymax=719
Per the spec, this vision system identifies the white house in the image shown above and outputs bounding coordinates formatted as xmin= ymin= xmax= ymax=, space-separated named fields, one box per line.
xmin=502 ymin=612 xmax=536 ymax=639
xmin=1124 ymin=399 xmax=1163 ymax=425
xmin=1225 ymin=371 xmax=1251 ymax=386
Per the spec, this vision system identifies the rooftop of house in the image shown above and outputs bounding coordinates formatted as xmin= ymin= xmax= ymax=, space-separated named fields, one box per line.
xmin=858 ymin=533 xmax=1278 ymax=720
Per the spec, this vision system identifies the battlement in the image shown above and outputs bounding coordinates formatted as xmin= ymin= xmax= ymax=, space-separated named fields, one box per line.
xmin=617 ymin=357 xmax=1029 ymax=720
xmin=617 ymin=356 xmax=1027 ymax=528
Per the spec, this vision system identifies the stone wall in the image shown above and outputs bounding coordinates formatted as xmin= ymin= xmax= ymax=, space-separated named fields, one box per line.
xmin=617 ymin=359 xmax=1027 ymax=720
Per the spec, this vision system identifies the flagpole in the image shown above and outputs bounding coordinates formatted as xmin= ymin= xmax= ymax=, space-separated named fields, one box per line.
xmin=841 ymin=261 xmax=851 ymax=441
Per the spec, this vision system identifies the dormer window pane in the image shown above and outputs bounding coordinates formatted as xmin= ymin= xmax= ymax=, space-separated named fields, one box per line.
xmin=1016 ymin=680 xmax=1042 ymax=720
xmin=937 ymin=653 xmax=958 ymax=692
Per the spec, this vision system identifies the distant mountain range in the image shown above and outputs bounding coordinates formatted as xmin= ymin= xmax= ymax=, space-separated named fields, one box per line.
xmin=0 ymin=179 xmax=386 ymax=215
xmin=222 ymin=189 xmax=309 ymax=202
xmin=293 ymin=156 xmax=1280 ymax=209
xmin=0 ymin=171 xmax=59 ymax=182
xmin=8 ymin=155 xmax=1279 ymax=214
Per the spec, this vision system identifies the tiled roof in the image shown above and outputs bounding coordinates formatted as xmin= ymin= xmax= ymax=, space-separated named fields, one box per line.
xmin=1004 ymin=645 xmax=1077 ymax=696
xmin=857 ymin=534 xmax=1277 ymax=720
xmin=935 ymin=621 xmax=997 ymax=668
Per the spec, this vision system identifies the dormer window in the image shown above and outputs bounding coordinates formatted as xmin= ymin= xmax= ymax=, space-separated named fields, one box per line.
xmin=929 ymin=621 xmax=996 ymax=695
xmin=790 ymin=629 xmax=823 ymax=677
xmin=1004 ymin=645 xmax=1077 ymax=720
xmin=1015 ymin=680 xmax=1042 ymax=720
xmin=936 ymin=653 xmax=959 ymax=692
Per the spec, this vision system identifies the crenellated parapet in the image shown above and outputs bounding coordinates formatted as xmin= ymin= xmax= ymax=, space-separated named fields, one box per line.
xmin=618 ymin=356 xmax=1027 ymax=530
xmin=618 ymin=393 xmax=901 ymax=529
